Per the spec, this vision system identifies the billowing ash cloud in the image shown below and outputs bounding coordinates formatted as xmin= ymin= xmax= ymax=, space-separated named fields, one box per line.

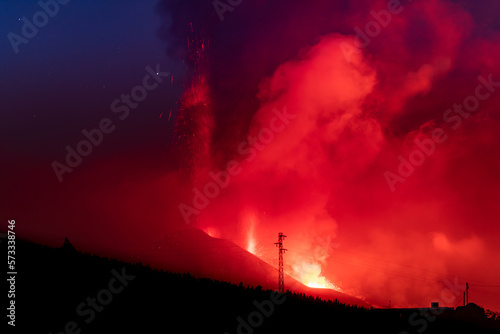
xmin=156 ymin=0 xmax=500 ymax=310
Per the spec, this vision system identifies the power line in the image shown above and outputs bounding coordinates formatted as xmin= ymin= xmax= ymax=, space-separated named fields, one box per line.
xmin=290 ymin=245 xmax=497 ymax=287
xmin=289 ymin=246 xmax=446 ymax=284
xmin=328 ymin=257 xmax=445 ymax=285
xmin=469 ymin=284 xmax=500 ymax=288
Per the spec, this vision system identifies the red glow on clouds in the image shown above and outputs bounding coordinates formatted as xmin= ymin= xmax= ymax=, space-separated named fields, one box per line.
xmin=176 ymin=0 xmax=500 ymax=311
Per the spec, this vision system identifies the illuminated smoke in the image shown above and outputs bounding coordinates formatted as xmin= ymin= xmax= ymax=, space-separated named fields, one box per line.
xmin=158 ymin=0 xmax=500 ymax=310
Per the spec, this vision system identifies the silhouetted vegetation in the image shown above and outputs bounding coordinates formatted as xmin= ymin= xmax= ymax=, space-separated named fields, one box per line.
xmin=13 ymin=239 xmax=500 ymax=333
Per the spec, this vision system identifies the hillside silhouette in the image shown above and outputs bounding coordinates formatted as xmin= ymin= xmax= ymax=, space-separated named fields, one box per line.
xmin=137 ymin=228 xmax=370 ymax=307
xmin=12 ymin=238 xmax=500 ymax=333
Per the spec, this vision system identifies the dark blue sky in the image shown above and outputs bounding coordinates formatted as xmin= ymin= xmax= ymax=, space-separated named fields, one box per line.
xmin=0 ymin=0 xmax=183 ymax=162
xmin=1 ymin=1 xmax=190 ymax=250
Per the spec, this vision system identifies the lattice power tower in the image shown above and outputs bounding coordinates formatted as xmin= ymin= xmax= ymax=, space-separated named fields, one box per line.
xmin=274 ymin=232 xmax=287 ymax=293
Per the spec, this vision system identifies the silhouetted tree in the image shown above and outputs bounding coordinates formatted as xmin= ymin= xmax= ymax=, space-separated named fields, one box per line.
xmin=62 ymin=237 xmax=76 ymax=252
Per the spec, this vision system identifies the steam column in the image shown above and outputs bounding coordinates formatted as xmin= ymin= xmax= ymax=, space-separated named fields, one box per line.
xmin=274 ymin=232 xmax=287 ymax=294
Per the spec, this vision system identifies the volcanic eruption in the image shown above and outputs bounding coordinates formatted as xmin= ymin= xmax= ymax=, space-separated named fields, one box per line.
xmin=154 ymin=0 xmax=500 ymax=311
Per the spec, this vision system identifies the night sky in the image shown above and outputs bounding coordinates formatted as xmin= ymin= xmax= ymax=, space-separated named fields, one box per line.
xmin=2 ymin=0 xmax=500 ymax=311
xmin=1 ymin=0 xmax=183 ymax=246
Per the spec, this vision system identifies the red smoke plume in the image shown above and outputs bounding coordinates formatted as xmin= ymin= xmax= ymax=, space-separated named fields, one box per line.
xmin=169 ymin=0 xmax=500 ymax=310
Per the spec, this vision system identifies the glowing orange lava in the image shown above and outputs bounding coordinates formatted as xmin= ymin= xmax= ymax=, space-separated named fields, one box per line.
xmin=293 ymin=262 xmax=342 ymax=291
xmin=244 ymin=212 xmax=260 ymax=256
xmin=247 ymin=237 xmax=257 ymax=255
xmin=203 ymin=227 xmax=218 ymax=238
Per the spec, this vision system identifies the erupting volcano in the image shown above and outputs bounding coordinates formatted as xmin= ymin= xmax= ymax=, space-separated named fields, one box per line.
xmin=175 ymin=32 xmax=352 ymax=296
xmin=155 ymin=0 xmax=500 ymax=312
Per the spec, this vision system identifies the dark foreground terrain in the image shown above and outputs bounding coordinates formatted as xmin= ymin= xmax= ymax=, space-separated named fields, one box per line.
xmin=6 ymin=238 xmax=500 ymax=333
